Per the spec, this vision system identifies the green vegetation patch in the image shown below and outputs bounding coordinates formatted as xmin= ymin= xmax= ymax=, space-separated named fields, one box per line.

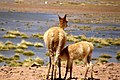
xmin=98 ymin=58 xmax=109 ymax=63
xmin=78 ymin=26 xmax=92 ymax=31
xmin=34 ymin=57 xmax=44 ymax=65
xmin=66 ymin=34 xmax=120 ymax=48
xmin=21 ymin=39 xmax=34 ymax=46
xmin=0 ymin=41 xmax=16 ymax=51
xmin=95 ymin=26 xmax=120 ymax=31
xmin=20 ymin=33 xmax=29 ymax=38
xmin=111 ymin=38 xmax=120 ymax=46
xmin=7 ymin=30 xmax=21 ymax=36
xmin=0 ymin=28 xmax=6 ymax=31
xmin=17 ymin=43 xmax=28 ymax=49
xmin=99 ymin=54 xmax=112 ymax=59
xmin=3 ymin=30 xmax=29 ymax=38
xmin=0 ymin=55 xmax=4 ymax=62
xmin=23 ymin=50 xmax=35 ymax=56
xmin=73 ymin=25 xmax=120 ymax=31
xmin=3 ymin=34 xmax=17 ymax=38
xmin=22 ymin=57 xmax=44 ymax=67
xmin=67 ymin=34 xmax=79 ymax=42
xmin=115 ymin=50 xmax=120 ymax=60
xmin=31 ymin=33 xmax=43 ymax=39
xmin=14 ymin=48 xmax=24 ymax=53
xmin=34 ymin=42 xmax=44 ymax=47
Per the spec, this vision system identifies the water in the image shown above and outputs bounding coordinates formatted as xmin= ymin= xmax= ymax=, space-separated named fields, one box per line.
xmin=0 ymin=12 xmax=120 ymax=66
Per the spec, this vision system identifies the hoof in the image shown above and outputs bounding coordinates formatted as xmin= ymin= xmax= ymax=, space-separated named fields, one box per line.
xmin=54 ymin=78 xmax=65 ymax=80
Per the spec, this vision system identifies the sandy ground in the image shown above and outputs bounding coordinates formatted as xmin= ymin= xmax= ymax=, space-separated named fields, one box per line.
xmin=0 ymin=63 xmax=120 ymax=80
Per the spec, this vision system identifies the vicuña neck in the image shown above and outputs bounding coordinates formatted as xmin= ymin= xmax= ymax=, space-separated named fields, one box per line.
xmin=59 ymin=25 xmax=64 ymax=30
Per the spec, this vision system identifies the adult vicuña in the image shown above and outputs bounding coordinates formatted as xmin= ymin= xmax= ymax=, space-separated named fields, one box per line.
xmin=43 ymin=14 xmax=68 ymax=79
xmin=59 ymin=41 xmax=94 ymax=79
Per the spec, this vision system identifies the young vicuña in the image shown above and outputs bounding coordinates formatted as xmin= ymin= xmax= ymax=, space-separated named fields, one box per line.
xmin=59 ymin=41 xmax=94 ymax=79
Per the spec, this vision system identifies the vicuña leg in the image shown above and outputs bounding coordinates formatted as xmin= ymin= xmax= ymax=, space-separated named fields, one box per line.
xmin=64 ymin=60 xmax=73 ymax=80
xmin=46 ymin=57 xmax=51 ymax=79
xmin=58 ymin=58 xmax=61 ymax=79
xmin=64 ymin=61 xmax=69 ymax=80
xmin=83 ymin=55 xmax=93 ymax=79
xmin=54 ymin=62 xmax=57 ymax=79
xmin=90 ymin=62 xmax=93 ymax=79
xmin=84 ymin=62 xmax=93 ymax=80
xmin=84 ymin=64 xmax=89 ymax=79
xmin=70 ymin=61 xmax=73 ymax=79
xmin=51 ymin=55 xmax=55 ymax=80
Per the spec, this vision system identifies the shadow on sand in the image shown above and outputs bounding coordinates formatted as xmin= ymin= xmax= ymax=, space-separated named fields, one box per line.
xmin=54 ymin=77 xmax=100 ymax=80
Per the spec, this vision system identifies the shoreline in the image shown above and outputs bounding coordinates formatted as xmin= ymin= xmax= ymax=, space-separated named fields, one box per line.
xmin=0 ymin=2 xmax=120 ymax=24
xmin=0 ymin=3 xmax=120 ymax=14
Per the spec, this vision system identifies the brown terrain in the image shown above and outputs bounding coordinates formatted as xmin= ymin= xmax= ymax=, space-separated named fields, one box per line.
xmin=0 ymin=0 xmax=120 ymax=80
xmin=0 ymin=1 xmax=120 ymax=14
xmin=0 ymin=63 xmax=120 ymax=80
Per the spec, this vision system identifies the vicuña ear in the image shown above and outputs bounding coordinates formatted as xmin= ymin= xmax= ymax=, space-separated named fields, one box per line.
xmin=64 ymin=14 xmax=67 ymax=19
xmin=58 ymin=15 xmax=62 ymax=20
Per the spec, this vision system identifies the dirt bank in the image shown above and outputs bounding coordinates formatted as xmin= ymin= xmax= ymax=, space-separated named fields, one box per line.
xmin=0 ymin=2 xmax=120 ymax=14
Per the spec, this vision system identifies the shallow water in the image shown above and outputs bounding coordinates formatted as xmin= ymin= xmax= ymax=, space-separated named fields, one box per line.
xmin=0 ymin=12 xmax=120 ymax=66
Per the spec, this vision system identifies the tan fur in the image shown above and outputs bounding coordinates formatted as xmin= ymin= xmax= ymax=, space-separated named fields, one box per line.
xmin=44 ymin=27 xmax=66 ymax=53
xmin=43 ymin=14 xmax=68 ymax=79
xmin=59 ymin=41 xmax=94 ymax=79
xmin=59 ymin=41 xmax=93 ymax=61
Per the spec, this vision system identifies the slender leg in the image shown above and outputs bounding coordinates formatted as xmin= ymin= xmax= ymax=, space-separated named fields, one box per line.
xmin=84 ymin=63 xmax=90 ymax=80
xmin=58 ymin=58 xmax=61 ymax=79
xmin=83 ymin=55 xmax=91 ymax=79
xmin=84 ymin=66 xmax=89 ymax=79
xmin=64 ymin=61 xmax=69 ymax=80
xmin=70 ymin=61 xmax=73 ymax=79
xmin=46 ymin=57 xmax=51 ymax=79
xmin=51 ymin=56 xmax=54 ymax=80
xmin=90 ymin=62 xmax=93 ymax=79
xmin=51 ymin=65 xmax=54 ymax=80
xmin=54 ymin=52 xmax=59 ymax=79
xmin=91 ymin=66 xmax=93 ymax=79
xmin=54 ymin=63 xmax=57 ymax=79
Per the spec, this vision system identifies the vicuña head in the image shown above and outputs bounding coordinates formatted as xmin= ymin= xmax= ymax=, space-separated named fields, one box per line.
xmin=43 ymin=14 xmax=68 ymax=79
xmin=58 ymin=14 xmax=68 ymax=29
